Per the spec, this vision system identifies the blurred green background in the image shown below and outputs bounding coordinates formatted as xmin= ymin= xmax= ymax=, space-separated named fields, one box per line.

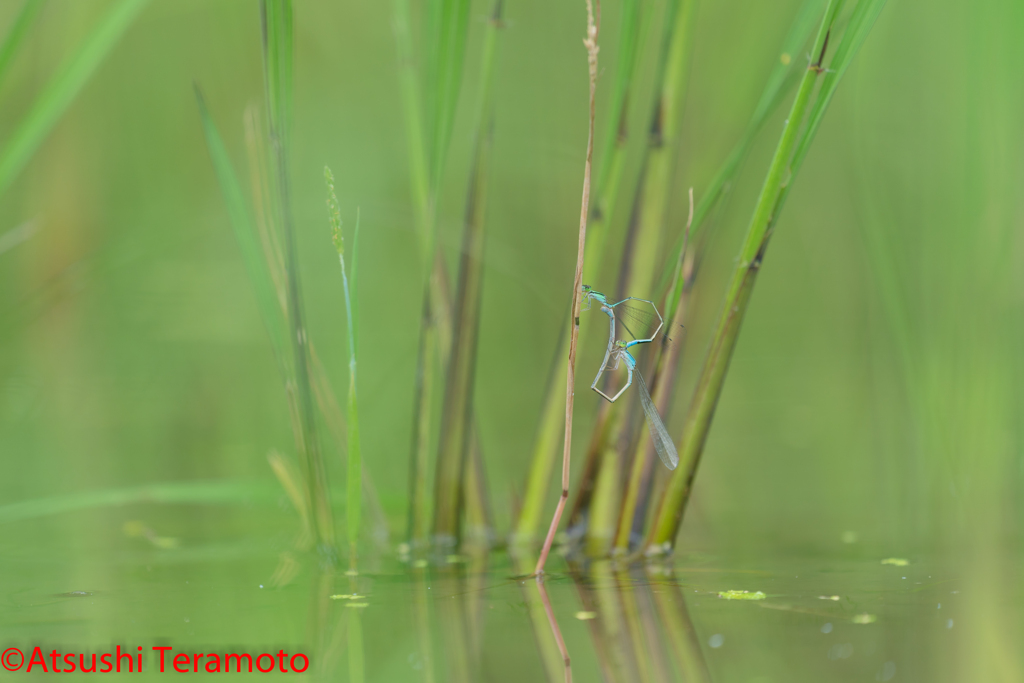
xmin=0 ymin=0 xmax=1021 ymax=599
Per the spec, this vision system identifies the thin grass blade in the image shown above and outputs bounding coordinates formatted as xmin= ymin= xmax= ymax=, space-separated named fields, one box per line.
xmin=432 ymin=0 xmax=502 ymax=546
xmin=424 ymin=0 xmax=471 ymax=193
xmin=0 ymin=0 xmax=148 ymax=199
xmin=195 ymin=86 xmax=287 ymax=359
xmin=326 ymin=167 xmax=363 ymax=567
xmin=262 ymin=0 xmax=336 ymax=552
xmin=657 ymin=0 xmax=827 ymax=308
xmin=0 ymin=0 xmax=45 ymax=91
xmin=791 ymin=0 xmax=889 ymax=176
xmin=646 ymin=0 xmax=859 ymax=552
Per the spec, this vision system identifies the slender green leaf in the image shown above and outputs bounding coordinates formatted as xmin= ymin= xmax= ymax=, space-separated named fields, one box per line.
xmin=647 ymin=0 xmax=848 ymax=551
xmin=657 ymin=0 xmax=827 ymax=305
xmin=327 ymin=166 xmax=363 ymax=567
xmin=0 ymin=0 xmax=148 ymax=199
xmin=433 ymin=0 xmax=501 ymax=546
xmin=791 ymin=0 xmax=889 ymax=176
xmin=424 ymin=0 xmax=471 ymax=195
xmin=593 ymin=0 xmax=641 ymax=203
xmin=0 ymin=0 xmax=45 ymax=91
xmin=261 ymin=0 xmax=293 ymax=147
xmin=262 ymin=0 xmax=335 ymax=552
xmin=0 ymin=480 xmax=280 ymax=523
xmin=195 ymin=86 xmax=286 ymax=360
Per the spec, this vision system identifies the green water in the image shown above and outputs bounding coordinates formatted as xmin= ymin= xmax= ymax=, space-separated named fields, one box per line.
xmin=2 ymin=501 xmax=1020 ymax=681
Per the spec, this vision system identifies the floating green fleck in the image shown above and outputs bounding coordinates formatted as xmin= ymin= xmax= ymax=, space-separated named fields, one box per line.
xmin=575 ymin=611 xmax=597 ymax=620
xmin=852 ymin=613 xmax=877 ymax=624
xmin=881 ymin=558 xmax=909 ymax=566
xmin=717 ymin=590 xmax=766 ymax=600
xmin=818 ymin=595 xmax=841 ymax=601
xmin=330 ymin=593 xmax=365 ymax=600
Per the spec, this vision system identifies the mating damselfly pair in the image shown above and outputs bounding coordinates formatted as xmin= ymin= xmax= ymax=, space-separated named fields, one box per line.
xmin=581 ymin=285 xmax=679 ymax=471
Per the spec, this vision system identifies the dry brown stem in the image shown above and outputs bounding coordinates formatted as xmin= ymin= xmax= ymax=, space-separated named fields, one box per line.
xmin=535 ymin=0 xmax=600 ymax=576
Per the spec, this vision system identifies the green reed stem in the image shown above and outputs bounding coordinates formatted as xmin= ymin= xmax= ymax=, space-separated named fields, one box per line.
xmin=585 ymin=0 xmax=696 ymax=556
xmin=262 ymin=0 xmax=335 ymax=553
xmin=243 ymin=107 xmax=389 ymax=550
xmin=586 ymin=0 xmax=644 ymax=270
xmin=432 ymin=0 xmax=502 ymax=548
xmin=646 ymin=0 xmax=845 ymax=552
xmin=659 ymin=0 xmax=827 ymax=324
xmin=613 ymin=192 xmax=692 ymax=554
xmin=326 ymin=168 xmax=362 ymax=570
xmin=393 ymin=0 xmax=477 ymax=552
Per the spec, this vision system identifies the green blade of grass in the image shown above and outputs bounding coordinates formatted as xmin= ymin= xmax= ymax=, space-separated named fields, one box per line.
xmin=393 ymin=0 xmax=471 ymax=554
xmin=195 ymin=86 xmax=287 ymax=360
xmin=0 ymin=0 xmax=148 ymax=199
xmin=432 ymin=0 xmax=502 ymax=547
xmin=0 ymin=0 xmax=45 ymax=91
xmin=586 ymin=0 xmax=698 ymax=557
xmin=424 ymin=0 xmax=471 ymax=195
xmin=765 ymin=0 xmax=888 ymax=246
xmin=588 ymin=0 xmax=643 ymax=241
xmin=0 ymin=479 xmax=280 ymax=524
xmin=790 ymin=0 xmax=889 ymax=177
xmin=646 ymin=0 xmax=849 ymax=552
xmin=392 ymin=0 xmax=431 ymax=239
xmin=261 ymin=0 xmax=336 ymax=553
xmin=658 ymin=0 xmax=827 ymax=323
xmin=261 ymin=0 xmax=293 ymax=148
xmin=347 ymin=214 xmax=362 ymax=566
xmin=326 ymin=168 xmax=362 ymax=569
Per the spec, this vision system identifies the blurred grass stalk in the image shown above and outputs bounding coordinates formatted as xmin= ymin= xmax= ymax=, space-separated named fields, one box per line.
xmin=261 ymin=0 xmax=336 ymax=552
xmin=525 ymin=0 xmax=818 ymax=553
xmin=611 ymin=0 xmax=830 ymax=556
xmin=646 ymin=0 xmax=888 ymax=552
xmin=612 ymin=191 xmax=692 ymax=555
xmin=433 ymin=0 xmax=502 ymax=550
xmin=393 ymin=0 xmax=463 ymax=550
xmin=393 ymin=0 xmax=498 ymax=553
xmin=514 ymin=0 xmax=645 ymax=549
xmin=657 ymin=0 xmax=828 ymax=320
xmin=0 ymin=0 xmax=44 ymax=91
xmin=0 ymin=0 xmax=148 ymax=199
xmin=610 ymin=0 xmax=826 ymax=556
xmin=243 ymin=106 xmax=390 ymax=550
xmin=326 ymin=168 xmax=363 ymax=571
xmin=584 ymin=0 xmax=697 ymax=557
xmin=199 ymin=1 xmax=394 ymax=556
